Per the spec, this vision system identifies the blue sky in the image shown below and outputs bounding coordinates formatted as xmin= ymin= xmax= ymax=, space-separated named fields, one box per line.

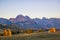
xmin=0 ymin=0 xmax=60 ymax=19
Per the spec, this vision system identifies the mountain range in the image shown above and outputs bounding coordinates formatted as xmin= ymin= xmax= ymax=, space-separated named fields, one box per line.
xmin=0 ymin=15 xmax=60 ymax=29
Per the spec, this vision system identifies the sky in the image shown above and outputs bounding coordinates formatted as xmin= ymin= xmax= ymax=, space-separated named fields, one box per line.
xmin=0 ymin=0 xmax=60 ymax=19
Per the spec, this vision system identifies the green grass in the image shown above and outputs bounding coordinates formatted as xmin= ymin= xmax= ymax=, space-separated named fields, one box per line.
xmin=0 ymin=32 xmax=60 ymax=40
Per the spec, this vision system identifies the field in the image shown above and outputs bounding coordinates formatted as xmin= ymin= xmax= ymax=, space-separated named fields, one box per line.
xmin=0 ymin=31 xmax=60 ymax=40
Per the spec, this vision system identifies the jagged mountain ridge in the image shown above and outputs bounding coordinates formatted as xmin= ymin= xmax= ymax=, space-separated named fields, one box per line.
xmin=0 ymin=18 xmax=12 ymax=25
xmin=0 ymin=15 xmax=60 ymax=29
xmin=9 ymin=15 xmax=60 ymax=29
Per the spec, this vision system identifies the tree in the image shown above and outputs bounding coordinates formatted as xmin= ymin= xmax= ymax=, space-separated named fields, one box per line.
xmin=3 ymin=29 xmax=8 ymax=36
xmin=27 ymin=29 xmax=33 ymax=33
xmin=7 ymin=29 xmax=12 ymax=36
xmin=48 ymin=27 xmax=56 ymax=33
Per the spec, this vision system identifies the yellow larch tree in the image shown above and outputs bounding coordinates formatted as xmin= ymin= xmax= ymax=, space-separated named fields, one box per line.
xmin=7 ymin=29 xmax=12 ymax=36
xmin=3 ymin=29 xmax=8 ymax=36
xmin=49 ymin=27 xmax=56 ymax=33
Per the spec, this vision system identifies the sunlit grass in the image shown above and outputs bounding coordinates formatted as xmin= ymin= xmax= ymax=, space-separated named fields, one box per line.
xmin=0 ymin=31 xmax=60 ymax=40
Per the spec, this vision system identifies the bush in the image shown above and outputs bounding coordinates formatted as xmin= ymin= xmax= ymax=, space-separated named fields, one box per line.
xmin=38 ymin=30 xmax=44 ymax=32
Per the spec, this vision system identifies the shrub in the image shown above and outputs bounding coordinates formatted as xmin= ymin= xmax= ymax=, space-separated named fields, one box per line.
xmin=48 ymin=27 xmax=56 ymax=33
xmin=7 ymin=29 xmax=12 ymax=36
xmin=3 ymin=29 xmax=8 ymax=36
xmin=38 ymin=30 xmax=44 ymax=32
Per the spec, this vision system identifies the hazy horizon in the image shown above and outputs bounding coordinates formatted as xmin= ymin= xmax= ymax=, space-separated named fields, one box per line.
xmin=0 ymin=0 xmax=60 ymax=19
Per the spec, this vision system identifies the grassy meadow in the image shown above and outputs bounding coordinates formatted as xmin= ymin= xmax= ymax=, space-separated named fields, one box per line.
xmin=0 ymin=31 xmax=60 ymax=40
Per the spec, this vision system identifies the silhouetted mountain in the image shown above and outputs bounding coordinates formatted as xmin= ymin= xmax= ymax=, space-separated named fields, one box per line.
xmin=0 ymin=15 xmax=60 ymax=29
xmin=10 ymin=15 xmax=29 ymax=23
xmin=9 ymin=18 xmax=15 ymax=23
xmin=9 ymin=15 xmax=60 ymax=29
xmin=0 ymin=18 xmax=12 ymax=25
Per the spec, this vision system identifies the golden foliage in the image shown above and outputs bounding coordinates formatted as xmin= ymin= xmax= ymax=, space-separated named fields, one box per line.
xmin=3 ymin=29 xmax=12 ymax=36
xmin=3 ymin=29 xmax=8 ymax=36
xmin=38 ymin=30 xmax=44 ymax=32
xmin=7 ymin=29 xmax=12 ymax=36
xmin=27 ymin=29 xmax=33 ymax=33
xmin=49 ymin=27 xmax=56 ymax=33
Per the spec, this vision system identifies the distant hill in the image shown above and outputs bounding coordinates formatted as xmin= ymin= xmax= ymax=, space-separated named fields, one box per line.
xmin=0 ymin=15 xmax=60 ymax=29
xmin=0 ymin=18 xmax=12 ymax=25
xmin=9 ymin=15 xmax=60 ymax=29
